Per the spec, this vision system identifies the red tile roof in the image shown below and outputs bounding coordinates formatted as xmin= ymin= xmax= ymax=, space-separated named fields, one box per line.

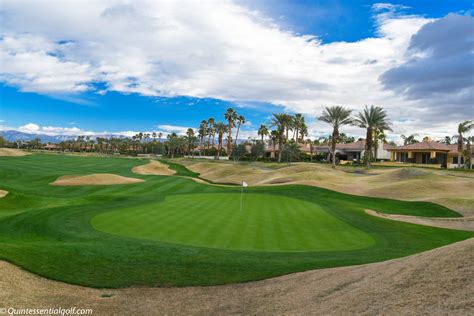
xmin=388 ymin=141 xmax=474 ymax=154
xmin=316 ymin=140 xmax=392 ymax=151
xmin=389 ymin=141 xmax=455 ymax=152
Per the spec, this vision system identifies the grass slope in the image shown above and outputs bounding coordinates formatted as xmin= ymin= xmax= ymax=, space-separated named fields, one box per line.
xmin=0 ymin=154 xmax=472 ymax=288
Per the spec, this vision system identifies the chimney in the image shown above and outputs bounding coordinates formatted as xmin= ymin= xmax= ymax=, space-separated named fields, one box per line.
xmin=423 ymin=136 xmax=432 ymax=142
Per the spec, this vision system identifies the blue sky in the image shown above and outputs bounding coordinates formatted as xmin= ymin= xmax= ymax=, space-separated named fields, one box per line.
xmin=0 ymin=0 xmax=472 ymax=139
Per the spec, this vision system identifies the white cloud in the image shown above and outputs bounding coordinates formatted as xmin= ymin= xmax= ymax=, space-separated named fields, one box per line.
xmin=156 ymin=125 xmax=191 ymax=136
xmin=17 ymin=123 xmax=97 ymax=136
xmin=19 ymin=123 xmax=40 ymax=133
xmin=0 ymin=0 xmax=471 ymax=138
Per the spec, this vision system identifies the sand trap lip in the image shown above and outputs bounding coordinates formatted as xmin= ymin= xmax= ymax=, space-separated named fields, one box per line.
xmin=132 ymin=160 xmax=176 ymax=176
xmin=365 ymin=209 xmax=474 ymax=231
xmin=50 ymin=174 xmax=144 ymax=186
xmin=0 ymin=190 xmax=8 ymax=198
xmin=0 ymin=148 xmax=29 ymax=156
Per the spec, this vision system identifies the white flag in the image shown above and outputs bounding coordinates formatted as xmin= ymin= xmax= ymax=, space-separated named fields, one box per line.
xmin=242 ymin=181 xmax=248 ymax=187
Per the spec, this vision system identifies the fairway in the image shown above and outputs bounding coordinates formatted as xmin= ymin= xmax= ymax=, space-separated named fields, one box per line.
xmin=0 ymin=153 xmax=473 ymax=288
xmin=92 ymin=193 xmax=374 ymax=251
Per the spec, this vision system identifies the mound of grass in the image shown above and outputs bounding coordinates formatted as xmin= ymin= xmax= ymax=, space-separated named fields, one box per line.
xmin=0 ymin=153 xmax=472 ymax=288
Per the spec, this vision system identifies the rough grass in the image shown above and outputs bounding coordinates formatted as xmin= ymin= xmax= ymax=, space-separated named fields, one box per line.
xmin=0 ymin=154 xmax=472 ymax=288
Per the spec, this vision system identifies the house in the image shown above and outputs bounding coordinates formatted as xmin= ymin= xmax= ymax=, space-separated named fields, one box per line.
xmin=316 ymin=140 xmax=393 ymax=161
xmin=43 ymin=143 xmax=58 ymax=151
xmin=388 ymin=138 xmax=471 ymax=168
xmin=264 ymin=142 xmax=314 ymax=158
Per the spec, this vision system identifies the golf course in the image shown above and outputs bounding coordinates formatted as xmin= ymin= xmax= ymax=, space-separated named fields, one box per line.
xmin=1 ymin=152 xmax=473 ymax=288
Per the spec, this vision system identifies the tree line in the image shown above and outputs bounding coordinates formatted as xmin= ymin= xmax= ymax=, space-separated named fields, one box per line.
xmin=2 ymin=108 xmax=471 ymax=169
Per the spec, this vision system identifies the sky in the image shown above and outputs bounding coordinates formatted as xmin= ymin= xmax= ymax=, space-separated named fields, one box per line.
xmin=0 ymin=0 xmax=473 ymax=141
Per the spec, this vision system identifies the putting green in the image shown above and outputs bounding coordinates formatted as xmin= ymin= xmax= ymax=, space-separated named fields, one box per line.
xmin=92 ymin=193 xmax=375 ymax=251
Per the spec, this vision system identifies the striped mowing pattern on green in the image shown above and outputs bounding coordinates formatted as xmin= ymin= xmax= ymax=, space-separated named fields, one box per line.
xmin=92 ymin=193 xmax=375 ymax=251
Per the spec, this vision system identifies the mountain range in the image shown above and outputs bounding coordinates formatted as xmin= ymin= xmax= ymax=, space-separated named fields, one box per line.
xmin=0 ymin=130 xmax=128 ymax=143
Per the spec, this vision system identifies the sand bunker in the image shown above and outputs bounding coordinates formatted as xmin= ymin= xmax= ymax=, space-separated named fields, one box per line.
xmin=0 ymin=148 xmax=29 ymax=156
xmin=366 ymin=209 xmax=474 ymax=231
xmin=1 ymin=238 xmax=473 ymax=314
xmin=50 ymin=174 xmax=144 ymax=186
xmin=0 ymin=190 xmax=8 ymax=198
xmin=132 ymin=160 xmax=176 ymax=176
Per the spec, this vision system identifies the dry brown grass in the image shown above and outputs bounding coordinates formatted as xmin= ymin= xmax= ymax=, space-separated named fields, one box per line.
xmin=132 ymin=160 xmax=176 ymax=176
xmin=0 ymin=190 xmax=8 ymax=198
xmin=366 ymin=209 xmax=474 ymax=231
xmin=0 ymin=148 xmax=29 ymax=156
xmin=50 ymin=174 xmax=144 ymax=186
xmin=179 ymin=160 xmax=474 ymax=216
xmin=2 ymin=238 xmax=473 ymax=315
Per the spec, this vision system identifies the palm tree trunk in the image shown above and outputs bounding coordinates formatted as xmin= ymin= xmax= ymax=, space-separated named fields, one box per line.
xmin=227 ymin=129 xmax=232 ymax=156
xmin=374 ymin=142 xmax=378 ymax=161
xmin=458 ymin=136 xmax=463 ymax=168
xmin=278 ymin=136 xmax=282 ymax=163
xmin=331 ymin=129 xmax=338 ymax=169
xmin=366 ymin=128 xmax=373 ymax=169
xmin=331 ymin=141 xmax=336 ymax=169
xmin=235 ymin=123 xmax=241 ymax=145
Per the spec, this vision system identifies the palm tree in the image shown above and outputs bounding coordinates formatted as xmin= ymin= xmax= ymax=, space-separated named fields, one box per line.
xmin=214 ymin=122 xmax=227 ymax=160
xmin=234 ymin=115 xmax=246 ymax=145
xmin=198 ymin=120 xmax=207 ymax=156
xmin=166 ymin=133 xmax=179 ymax=158
xmin=270 ymin=113 xmax=288 ymax=162
xmin=270 ymin=130 xmax=278 ymax=159
xmin=282 ymin=114 xmax=293 ymax=141
xmin=151 ymin=132 xmax=157 ymax=154
xmin=206 ymin=117 xmax=215 ymax=150
xmin=306 ymin=139 xmax=314 ymax=161
xmin=441 ymin=135 xmax=451 ymax=145
xmin=353 ymin=105 xmax=392 ymax=169
xmin=257 ymin=124 xmax=269 ymax=143
xmin=137 ymin=132 xmax=144 ymax=153
xmin=186 ymin=128 xmax=195 ymax=157
xmin=456 ymin=120 xmax=473 ymax=168
xmin=465 ymin=136 xmax=474 ymax=170
xmin=224 ymin=108 xmax=237 ymax=156
xmin=292 ymin=113 xmax=305 ymax=141
xmin=318 ymin=106 xmax=353 ymax=169
xmin=298 ymin=122 xmax=308 ymax=142
xmin=400 ymin=134 xmax=419 ymax=145
xmin=144 ymin=133 xmax=150 ymax=154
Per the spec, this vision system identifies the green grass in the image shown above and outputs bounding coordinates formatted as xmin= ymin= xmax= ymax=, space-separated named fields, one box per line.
xmin=92 ymin=193 xmax=375 ymax=251
xmin=0 ymin=153 xmax=472 ymax=288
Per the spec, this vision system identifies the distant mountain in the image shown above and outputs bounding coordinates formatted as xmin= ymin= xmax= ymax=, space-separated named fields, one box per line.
xmin=0 ymin=130 xmax=128 ymax=143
